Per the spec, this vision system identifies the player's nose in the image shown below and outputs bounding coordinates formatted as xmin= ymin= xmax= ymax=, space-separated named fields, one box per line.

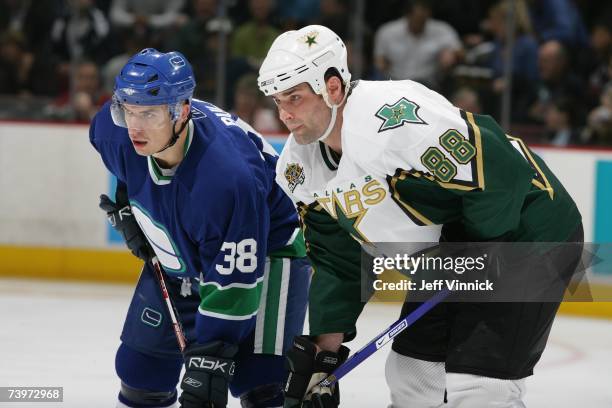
xmin=278 ymin=105 xmax=294 ymax=122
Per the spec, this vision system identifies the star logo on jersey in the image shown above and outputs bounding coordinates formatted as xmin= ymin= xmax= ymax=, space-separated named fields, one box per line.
xmin=375 ymin=98 xmax=427 ymax=132
xmin=285 ymin=163 xmax=306 ymax=193
xmin=300 ymin=31 xmax=319 ymax=48
xmin=330 ymin=193 xmax=369 ymax=243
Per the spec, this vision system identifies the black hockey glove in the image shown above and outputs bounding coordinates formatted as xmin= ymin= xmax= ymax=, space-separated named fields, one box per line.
xmin=179 ymin=341 xmax=239 ymax=408
xmin=284 ymin=336 xmax=350 ymax=408
xmin=99 ymin=193 xmax=152 ymax=261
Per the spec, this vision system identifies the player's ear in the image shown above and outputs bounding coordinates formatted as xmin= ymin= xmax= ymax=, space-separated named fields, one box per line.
xmin=326 ymin=76 xmax=344 ymax=105
xmin=180 ymin=101 xmax=190 ymax=121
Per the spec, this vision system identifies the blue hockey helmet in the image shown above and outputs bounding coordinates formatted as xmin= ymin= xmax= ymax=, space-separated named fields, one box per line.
xmin=111 ymin=48 xmax=196 ymax=128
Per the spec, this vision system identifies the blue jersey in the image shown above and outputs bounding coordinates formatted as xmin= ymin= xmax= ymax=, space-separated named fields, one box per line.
xmin=90 ymin=99 xmax=300 ymax=345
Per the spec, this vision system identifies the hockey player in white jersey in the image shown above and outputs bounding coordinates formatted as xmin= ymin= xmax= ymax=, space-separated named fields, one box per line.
xmin=257 ymin=25 xmax=583 ymax=407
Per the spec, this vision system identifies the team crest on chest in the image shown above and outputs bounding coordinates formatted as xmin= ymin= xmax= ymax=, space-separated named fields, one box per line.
xmin=285 ymin=163 xmax=306 ymax=193
xmin=375 ymin=97 xmax=427 ymax=132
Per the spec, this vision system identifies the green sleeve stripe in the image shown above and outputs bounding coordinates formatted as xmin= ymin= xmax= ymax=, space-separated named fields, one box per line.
xmin=199 ymin=279 xmax=263 ymax=318
xmin=387 ymin=170 xmax=434 ymax=226
xmin=262 ymin=257 xmax=283 ymax=354
xmin=269 ymin=229 xmax=307 ymax=258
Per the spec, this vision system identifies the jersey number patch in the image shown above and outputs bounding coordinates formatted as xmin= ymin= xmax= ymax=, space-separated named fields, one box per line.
xmin=215 ymin=239 xmax=258 ymax=275
xmin=421 ymin=130 xmax=476 ymax=182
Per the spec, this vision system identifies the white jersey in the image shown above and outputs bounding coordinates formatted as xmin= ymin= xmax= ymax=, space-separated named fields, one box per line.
xmin=275 ymin=80 xmax=488 ymax=243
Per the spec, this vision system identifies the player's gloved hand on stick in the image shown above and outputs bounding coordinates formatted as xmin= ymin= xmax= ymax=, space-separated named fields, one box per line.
xmin=99 ymin=193 xmax=152 ymax=261
xmin=179 ymin=341 xmax=239 ymax=408
xmin=284 ymin=335 xmax=349 ymax=408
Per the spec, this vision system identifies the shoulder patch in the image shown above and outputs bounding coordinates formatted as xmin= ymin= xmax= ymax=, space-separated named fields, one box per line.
xmin=285 ymin=163 xmax=306 ymax=193
xmin=375 ymin=97 xmax=427 ymax=132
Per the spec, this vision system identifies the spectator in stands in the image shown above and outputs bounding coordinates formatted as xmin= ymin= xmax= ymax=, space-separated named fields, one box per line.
xmin=529 ymin=40 xmax=585 ymax=124
xmin=50 ymin=0 xmax=110 ymax=64
xmin=527 ymin=0 xmax=588 ymax=48
xmin=373 ymin=0 xmax=461 ymax=89
xmin=276 ymin=0 xmax=320 ymax=30
xmin=427 ymin=0 xmax=496 ymax=41
xmin=451 ymin=86 xmax=482 ymax=114
xmin=230 ymin=0 xmax=279 ymax=69
xmin=171 ymin=0 xmax=250 ymax=103
xmin=46 ymin=60 xmax=110 ymax=121
xmin=0 ymin=29 xmax=59 ymax=97
xmin=485 ymin=0 xmax=539 ymax=122
xmin=0 ymin=0 xmax=60 ymax=54
xmin=584 ymin=16 xmax=612 ymax=107
xmin=313 ymin=0 xmax=375 ymax=80
xmin=317 ymin=0 xmax=349 ymax=38
xmin=0 ymin=30 xmax=33 ymax=95
xmin=168 ymin=0 xmax=219 ymax=100
xmin=109 ymin=0 xmax=187 ymax=39
xmin=544 ymin=98 xmax=581 ymax=146
xmin=583 ymin=83 xmax=612 ymax=146
xmin=101 ymin=28 xmax=149 ymax=93
xmin=169 ymin=0 xmax=216 ymax=58
xmin=231 ymin=73 xmax=281 ymax=133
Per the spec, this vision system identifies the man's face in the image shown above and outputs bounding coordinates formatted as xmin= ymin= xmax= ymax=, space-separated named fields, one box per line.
xmin=272 ymin=83 xmax=331 ymax=145
xmin=408 ymin=5 xmax=430 ymax=33
xmin=75 ymin=63 xmax=99 ymax=95
xmin=538 ymin=42 xmax=565 ymax=81
xmin=122 ymin=104 xmax=173 ymax=155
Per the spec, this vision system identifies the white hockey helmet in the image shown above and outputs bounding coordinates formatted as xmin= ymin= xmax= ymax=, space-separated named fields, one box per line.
xmin=258 ymin=25 xmax=351 ymax=106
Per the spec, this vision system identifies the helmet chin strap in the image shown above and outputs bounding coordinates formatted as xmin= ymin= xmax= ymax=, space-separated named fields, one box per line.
xmin=154 ymin=111 xmax=192 ymax=154
xmin=316 ymin=81 xmax=351 ymax=143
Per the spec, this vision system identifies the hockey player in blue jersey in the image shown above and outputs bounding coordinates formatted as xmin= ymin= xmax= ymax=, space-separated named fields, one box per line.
xmin=89 ymin=48 xmax=310 ymax=408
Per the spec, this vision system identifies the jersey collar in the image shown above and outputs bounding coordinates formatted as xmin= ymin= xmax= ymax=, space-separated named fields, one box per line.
xmin=318 ymin=141 xmax=341 ymax=171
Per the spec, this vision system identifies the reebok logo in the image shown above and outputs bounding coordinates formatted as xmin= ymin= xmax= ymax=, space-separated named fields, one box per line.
xmin=322 ymin=356 xmax=338 ymax=365
xmin=118 ymin=206 xmax=132 ymax=221
xmin=183 ymin=377 xmax=203 ymax=388
xmin=188 ymin=357 xmax=228 ymax=373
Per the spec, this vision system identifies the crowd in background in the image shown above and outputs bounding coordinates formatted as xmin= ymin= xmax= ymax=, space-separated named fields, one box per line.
xmin=0 ymin=0 xmax=611 ymax=146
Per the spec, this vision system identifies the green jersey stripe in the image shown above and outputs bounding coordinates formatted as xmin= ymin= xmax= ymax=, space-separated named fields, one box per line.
xmin=262 ymin=257 xmax=283 ymax=354
xmin=274 ymin=258 xmax=290 ymax=355
xmin=253 ymin=259 xmax=271 ymax=354
xmin=199 ymin=279 xmax=262 ymax=318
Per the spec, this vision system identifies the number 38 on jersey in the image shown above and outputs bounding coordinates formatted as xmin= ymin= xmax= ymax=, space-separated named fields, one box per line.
xmin=215 ymin=239 xmax=258 ymax=275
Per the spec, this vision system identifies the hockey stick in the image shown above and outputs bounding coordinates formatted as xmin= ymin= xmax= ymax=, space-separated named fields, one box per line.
xmin=150 ymin=255 xmax=188 ymax=353
xmin=318 ymin=288 xmax=450 ymax=387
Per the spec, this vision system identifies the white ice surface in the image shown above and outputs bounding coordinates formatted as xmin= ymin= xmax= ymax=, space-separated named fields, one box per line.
xmin=1 ymin=279 xmax=611 ymax=407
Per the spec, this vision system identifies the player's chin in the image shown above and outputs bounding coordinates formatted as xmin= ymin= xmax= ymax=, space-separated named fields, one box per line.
xmin=293 ymin=129 xmax=318 ymax=145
